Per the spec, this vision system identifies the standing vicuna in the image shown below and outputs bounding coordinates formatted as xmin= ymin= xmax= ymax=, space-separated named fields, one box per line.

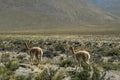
xmin=69 ymin=46 xmax=90 ymax=67
xmin=22 ymin=41 xmax=43 ymax=64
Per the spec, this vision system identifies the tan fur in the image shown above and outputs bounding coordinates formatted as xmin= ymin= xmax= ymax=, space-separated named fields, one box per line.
xmin=69 ymin=46 xmax=90 ymax=66
xmin=24 ymin=41 xmax=43 ymax=64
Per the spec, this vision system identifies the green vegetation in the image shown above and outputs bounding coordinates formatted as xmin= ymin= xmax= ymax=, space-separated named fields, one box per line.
xmin=0 ymin=67 xmax=13 ymax=80
xmin=105 ymin=49 xmax=120 ymax=56
xmin=60 ymin=59 xmax=77 ymax=67
xmin=0 ymin=34 xmax=119 ymax=80
xmin=102 ymin=63 xmax=120 ymax=70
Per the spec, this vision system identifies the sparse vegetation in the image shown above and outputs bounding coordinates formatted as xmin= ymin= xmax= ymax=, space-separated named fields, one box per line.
xmin=17 ymin=54 xmax=27 ymax=60
xmin=0 ymin=67 xmax=13 ymax=80
xmin=60 ymin=59 xmax=77 ymax=67
xmin=0 ymin=34 xmax=120 ymax=80
xmin=102 ymin=63 xmax=120 ymax=70
xmin=105 ymin=48 xmax=120 ymax=56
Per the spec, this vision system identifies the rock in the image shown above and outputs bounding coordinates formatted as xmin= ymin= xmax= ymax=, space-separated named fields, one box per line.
xmin=62 ymin=76 xmax=71 ymax=80
xmin=19 ymin=64 xmax=30 ymax=68
xmin=0 ymin=63 xmax=5 ymax=67
xmin=105 ymin=70 xmax=120 ymax=80
xmin=14 ymin=63 xmax=41 ymax=76
xmin=14 ymin=67 xmax=36 ymax=76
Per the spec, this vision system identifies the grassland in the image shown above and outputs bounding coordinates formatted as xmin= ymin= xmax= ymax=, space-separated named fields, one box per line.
xmin=1 ymin=24 xmax=120 ymax=35
xmin=0 ymin=33 xmax=120 ymax=80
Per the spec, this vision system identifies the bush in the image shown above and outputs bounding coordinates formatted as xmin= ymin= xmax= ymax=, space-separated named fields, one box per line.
xmin=71 ymin=77 xmax=80 ymax=80
xmin=91 ymin=66 xmax=107 ymax=80
xmin=34 ymin=68 xmax=56 ymax=80
xmin=16 ymin=54 xmax=26 ymax=60
xmin=102 ymin=63 xmax=120 ymax=70
xmin=105 ymin=49 xmax=120 ymax=56
xmin=3 ymin=60 xmax=19 ymax=71
xmin=60 ymin=59 xmax=77 ymax=67
xmin=79 ymin=70 xmax=91 ymax=80
xmin=70 ymin=65 xmax=107 ymax=80
xmin=15 ymin=74 xmax=34 ymax=80
xmin=9 ymin=61 xmax=19 ymax=71
xmin=0 ymin=67 xmax=12 ymax=80
xmin=53 ymin=70 xmax=69 ymax=80
xmin=0 ymin=53 xmax=19 ymax=71
xmin=71 ymin=70 xmax=90 ymax=80
xmin=15 ymin=75 xmax=26 ymax=80
xmin=54 ymin=43 xmax=65 ymax=52
xmin=0 ymin=53 xmax=10 ymax=66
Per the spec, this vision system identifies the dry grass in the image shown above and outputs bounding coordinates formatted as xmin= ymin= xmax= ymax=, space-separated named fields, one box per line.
xmin=0 ymin=34 xmax=120 ymax=80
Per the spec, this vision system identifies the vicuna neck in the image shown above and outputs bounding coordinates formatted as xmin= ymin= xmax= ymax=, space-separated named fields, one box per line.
xmin=24 ymin=42 xmax=30 ymax=50
xmin=71 ymin=47 xmax=75 ymax=54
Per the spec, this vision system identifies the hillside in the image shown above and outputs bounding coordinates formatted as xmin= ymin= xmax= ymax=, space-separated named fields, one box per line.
xmin=84 ymin=0 xmax=120 ymax=17
xmin=0 ymin=0 xmax=119 ymax=32
xmin=84 ymin=0 xmax=120 ymax=9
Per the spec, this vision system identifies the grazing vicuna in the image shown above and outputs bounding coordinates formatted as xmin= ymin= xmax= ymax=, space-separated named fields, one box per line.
xmin=19 ymin=41 xmax=43 ymax=64
xmin=69 ymin=46 xmax=90 ymax=67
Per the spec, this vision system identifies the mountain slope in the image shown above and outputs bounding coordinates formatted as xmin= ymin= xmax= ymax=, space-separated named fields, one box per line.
xmin=0 ymin=0 xmax=119 ymax=32
xmin=84 ymin=0 xmax=120 ymax=17
xmin=84 ymin=0 xmax=120 ymax=9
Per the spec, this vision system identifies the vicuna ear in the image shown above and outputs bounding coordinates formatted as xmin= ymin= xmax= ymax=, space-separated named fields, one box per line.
xmin=23 ymin=40 xmax=30 ymax=45
xmin=23 ymin=40 xmax=30 ymax=50
xmin=23 ymin=41 xmax=27 ymax=46
xmin=69 ymin=45 xmax=73 ymax=49
xmin=71 ymin=44 xmax=74 ymax=48
xmin=23 ymin=41 xmax=27 ymax=44
xmin=63 ymin=42 xmax=70 ymax=50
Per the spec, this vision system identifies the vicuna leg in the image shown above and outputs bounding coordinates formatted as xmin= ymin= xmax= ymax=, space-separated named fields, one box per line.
xmin=36 ymin=54 xmax=39 ymax=63
xmin=30 ymin=53 xmax=34 ymax=65
xmin=78 ymin=62 xmax=81 ymax=67
xmin=39 ymin=54 xmax=42 ymax=62
xmin=75 ymin=58 xmax=82 ymax=71
xmin=86 ymin=60 xmax=89 ymax=64
xmin=84 ymin=56 xmax=89 ymax=64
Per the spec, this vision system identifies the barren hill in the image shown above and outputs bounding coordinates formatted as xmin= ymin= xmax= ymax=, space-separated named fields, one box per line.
xmin=0 ymin=0 xmax=119 ymax=32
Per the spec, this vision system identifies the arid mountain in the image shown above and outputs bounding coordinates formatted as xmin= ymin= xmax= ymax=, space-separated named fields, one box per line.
xmin=84 ymin=0 xmax=120 ymax=17
xmin=0 ymin=0 xmax=119 ymax=32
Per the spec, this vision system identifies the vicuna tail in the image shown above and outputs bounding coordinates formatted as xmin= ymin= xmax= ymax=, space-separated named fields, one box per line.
xmin=86 ymin=53 xmax=90 ymax=64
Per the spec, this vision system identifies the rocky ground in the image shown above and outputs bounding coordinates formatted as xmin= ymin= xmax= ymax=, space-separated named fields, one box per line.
xmin=105 ymin=70 xmax=120 ymax=80
xmin=10 ymin=51 xmax=119 ymax=80
xmin=14 ymin=63 xmax=120 ymax=80
xmin=0 ymin=35 xmax=120 ymax=80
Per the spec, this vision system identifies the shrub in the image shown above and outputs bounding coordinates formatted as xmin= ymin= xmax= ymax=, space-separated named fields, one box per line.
xmin=71 ymin=70 xmax=90 ymax=80
xmin=81 ymin=62 xmax=92 ymax=71
xmin=15 ymin=75 xmax=26 ymax=80
xmin=53 ymin=70 xmax=69 ymax=80
xmin=0 ymin=53 xmax=19 ymax=71
xmin=9 ymin=61 xmax=19 ymax=71
xmin=70 ymin=65 xmax=107 ymax=80
xmin=0 ymin=53 xmax=10 ymax=66
xmin=91 ymin=66 xmax=107 ymax=80
xmin=34 ymin=67 xmax=56 ymax=80
xmin=0 ymin=67 xmax=12 ymax=80
xmin=15 ymin=74 xmax=34 ymax=80
xmin=60 ymin=59 xmax=77 ymax=67
xmin=71 ymin=77 xmax=80 ymax=80
xmin=102 ymin=63 xmax=120 ymax=70
xmin=16 ymin=54 xmax=26 ymax=60
xmin=105 ymin=49 xmax=120 ymax=56
xmin=2 ymin=60 xmax=19 ymax=71
xmin=54 ymin=43 xmax=65 ymax=52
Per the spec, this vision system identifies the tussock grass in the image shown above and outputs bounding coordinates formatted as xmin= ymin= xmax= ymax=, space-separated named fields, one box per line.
xmin=0 ymin=34 xmax=119 ymax=80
